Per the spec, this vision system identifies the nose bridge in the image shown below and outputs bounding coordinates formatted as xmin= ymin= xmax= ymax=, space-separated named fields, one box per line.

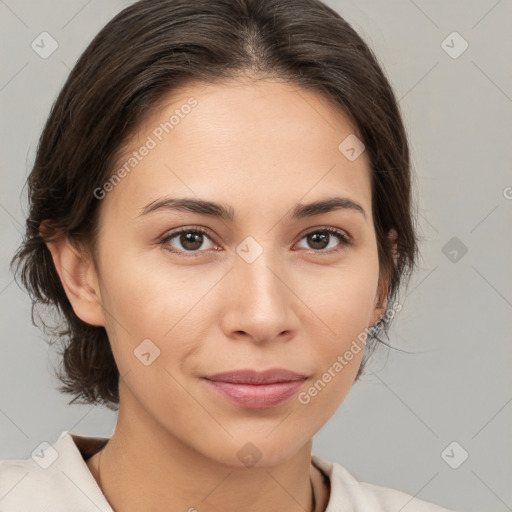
xmin=236 ymin=238 xmax=284 ymax=309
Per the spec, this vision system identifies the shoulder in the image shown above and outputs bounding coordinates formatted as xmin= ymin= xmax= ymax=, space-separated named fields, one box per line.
xmin=0 ymin=453 xmax=64 ymax=512
xmin=311 ymin=455 xmax=457 ymax=512
xmin=0 ymin=431 xmax=112 ymax=512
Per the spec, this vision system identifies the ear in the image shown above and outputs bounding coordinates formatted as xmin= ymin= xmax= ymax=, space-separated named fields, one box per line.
xmin=41 ymin=222 xmax=106 ymax=327
xmin=369 ymin=228 xmax=398 ymax=327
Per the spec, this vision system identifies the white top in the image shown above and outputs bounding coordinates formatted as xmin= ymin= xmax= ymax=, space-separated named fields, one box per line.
xmin=0 ymin=430 xmax=456 ymax=511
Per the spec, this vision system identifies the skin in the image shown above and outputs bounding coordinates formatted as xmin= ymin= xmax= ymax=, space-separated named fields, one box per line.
xmin=45 ymin=76 xmax=396 ymax=512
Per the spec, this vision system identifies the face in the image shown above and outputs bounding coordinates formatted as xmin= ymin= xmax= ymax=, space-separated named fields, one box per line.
xmin=58 ymin=78 xmax=389 ymax=467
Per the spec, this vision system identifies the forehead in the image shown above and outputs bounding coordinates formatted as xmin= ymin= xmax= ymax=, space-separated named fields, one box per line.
xmin=100 ymin=78 xmax=372 ymax=222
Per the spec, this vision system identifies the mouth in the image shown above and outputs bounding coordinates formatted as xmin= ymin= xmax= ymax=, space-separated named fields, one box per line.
xmin=204 ymin=368 xmax=307 ymax=384
xmin=202 ymin=368 xmax=308 ymax=409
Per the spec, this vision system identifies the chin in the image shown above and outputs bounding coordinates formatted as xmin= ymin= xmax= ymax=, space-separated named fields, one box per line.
xmin=204 ymin=431 xmax=311 ymax=469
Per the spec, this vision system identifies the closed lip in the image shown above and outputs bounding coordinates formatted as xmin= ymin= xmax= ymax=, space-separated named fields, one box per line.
xmin=204 ymin=368 xmax=307 ymax=385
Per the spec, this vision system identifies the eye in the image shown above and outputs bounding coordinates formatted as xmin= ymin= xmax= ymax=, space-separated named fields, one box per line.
xmin=160 ymin=226 xmax=219 ymax=256
xmin=160 ymin=226 xmax=352 ymax=257
xmin=294 ymin=227 xmax=352 ymax=254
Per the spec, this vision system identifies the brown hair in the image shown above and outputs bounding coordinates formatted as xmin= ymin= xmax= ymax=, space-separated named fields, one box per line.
xmin=10 ymin=0 xmax=419 ymax=410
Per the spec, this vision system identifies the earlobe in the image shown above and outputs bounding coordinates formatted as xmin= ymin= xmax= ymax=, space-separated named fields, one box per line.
xmin=43 ymin=231 xmax=105 ymax=327
xmin=369 ymin=228 xmax=398 ymax=328
xmin=369 ymin=291 xmax=387 ymax=328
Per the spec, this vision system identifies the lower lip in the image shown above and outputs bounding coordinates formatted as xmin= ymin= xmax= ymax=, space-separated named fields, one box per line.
xmin=203 ymin=378 xmax=306 ymax=409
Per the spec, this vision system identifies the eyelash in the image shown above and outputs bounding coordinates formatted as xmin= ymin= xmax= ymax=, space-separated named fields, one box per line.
xmin=159 ymin=225 xmax=352 ymax=258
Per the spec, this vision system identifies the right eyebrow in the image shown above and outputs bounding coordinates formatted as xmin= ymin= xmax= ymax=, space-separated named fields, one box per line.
xmin=137 ymin=197 xmax=235 ymax=221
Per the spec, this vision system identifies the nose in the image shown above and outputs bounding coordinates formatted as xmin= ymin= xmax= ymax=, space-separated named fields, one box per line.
xmin=219 ymin=245 xmax=300 ymax=345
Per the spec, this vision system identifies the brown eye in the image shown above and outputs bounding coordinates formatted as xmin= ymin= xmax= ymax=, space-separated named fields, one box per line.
xmin=160 ymin=227 xmax=216 ymax=255
xmin=295 ymin=228 xmax=351 ymax=253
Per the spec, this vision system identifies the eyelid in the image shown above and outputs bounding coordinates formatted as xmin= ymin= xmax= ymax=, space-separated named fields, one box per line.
xmin=299 ymin=225 xmax=351 ymax=242
xmin=163 ymin=225 xmax=215 ymax=239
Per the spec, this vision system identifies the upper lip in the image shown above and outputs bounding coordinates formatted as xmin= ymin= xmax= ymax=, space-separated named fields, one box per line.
xmin=204 ymin=368 xmax=307 ymax=385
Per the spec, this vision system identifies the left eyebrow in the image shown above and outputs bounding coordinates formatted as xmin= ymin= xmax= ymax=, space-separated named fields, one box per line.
xmin=136 ymin=196 xmax=367 ymax=222
xmin=291 ymin=197 xmax=367 ymax=222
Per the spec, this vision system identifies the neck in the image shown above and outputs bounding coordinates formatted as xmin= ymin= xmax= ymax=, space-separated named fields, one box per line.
xmin=88 ymin=384 xmax=329 ymax=512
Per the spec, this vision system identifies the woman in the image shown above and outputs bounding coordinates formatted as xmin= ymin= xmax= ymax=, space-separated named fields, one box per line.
xmin=3 ymin=0 xmax=456 ymax=510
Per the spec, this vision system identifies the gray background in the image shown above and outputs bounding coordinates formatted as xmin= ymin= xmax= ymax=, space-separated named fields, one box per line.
xmin=1 ymin=1 xmax=511 ymax=511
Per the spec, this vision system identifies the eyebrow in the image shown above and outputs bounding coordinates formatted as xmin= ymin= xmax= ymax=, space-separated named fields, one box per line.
xmin=137 ymin=196 xmax=367 ymax=222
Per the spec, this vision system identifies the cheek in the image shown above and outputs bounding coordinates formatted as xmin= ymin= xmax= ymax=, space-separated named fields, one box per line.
xmin=97 ymin=246 xmax=214 ymax=373
xmin=296 ymin=250 xmax=380 ymax=336
xmin=297 ymin=254 xmax=379 ymax=405
xmin=98 ymin=237 xmax=190 ymax=324
xmin=298 ymin=290 xmax=370 ymax=426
